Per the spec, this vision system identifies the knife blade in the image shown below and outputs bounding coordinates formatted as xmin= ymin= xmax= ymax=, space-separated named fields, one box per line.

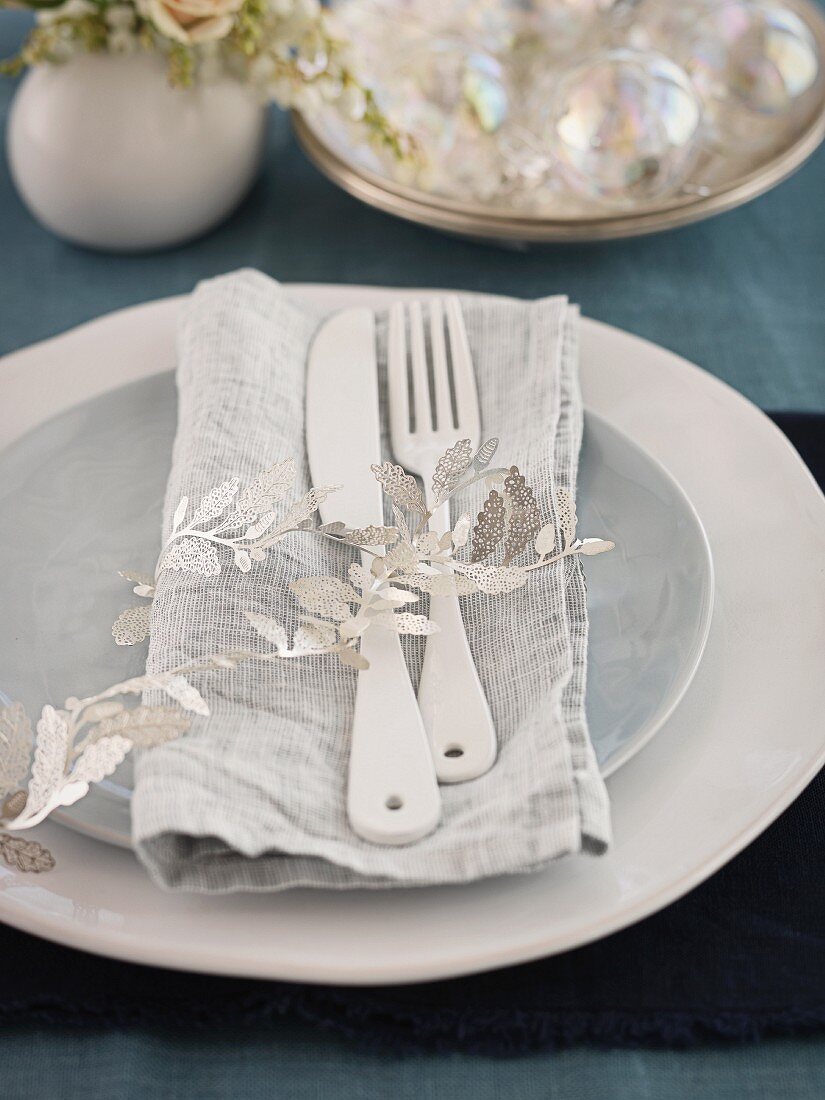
xmin=306 ymin=308 xmax=441 ymax=845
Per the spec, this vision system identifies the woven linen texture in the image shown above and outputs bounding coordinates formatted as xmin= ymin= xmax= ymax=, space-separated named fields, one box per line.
xmin=133 ymin=270 xmax=610 ymax=891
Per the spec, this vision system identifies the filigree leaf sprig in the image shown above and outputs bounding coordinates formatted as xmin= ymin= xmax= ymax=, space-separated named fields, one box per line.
xmin=158 ymin=460 xmax=341 ymax=579
xmin=0 ymin=659 xmax=218 ymax=836
xmin=111 ymin=571 xmax=158 ymax=647
xmin=112 ymin=441 xmax=614 ymax=673
xmin=238 ymin=440 xmax=614 ymax=659
xmin=372 ymin=445 xmax=614 ymax=597
xmin=0 ymin=833 xmax=55 ymax=874
xmin=531 ymin=486 xmax=616 ymax=566
xmin=0 ymin=438 xmax=614 ymax=850
xmin=465 ymin=465 xmax=614 ymax=580
xmin=0 ymin=702 xmax=33 ymax=803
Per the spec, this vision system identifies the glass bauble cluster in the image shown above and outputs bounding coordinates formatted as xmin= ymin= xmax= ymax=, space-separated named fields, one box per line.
xmin=330 ymin=0 xmax=821 ymax=208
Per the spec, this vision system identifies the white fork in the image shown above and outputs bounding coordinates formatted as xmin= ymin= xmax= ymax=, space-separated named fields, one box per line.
xmin=387 ymin=296 xmax=497 ymax=783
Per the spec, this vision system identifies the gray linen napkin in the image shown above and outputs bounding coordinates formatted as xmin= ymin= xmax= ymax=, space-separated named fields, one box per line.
xmin=133 ymin=269 xmax=611 ymax=892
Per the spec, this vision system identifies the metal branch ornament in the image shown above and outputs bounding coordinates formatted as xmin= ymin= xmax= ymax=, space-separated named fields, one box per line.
xmin=114 ymin=437 xmax=612 ymax=666
xmin=0 ymin=437 xmax=613 ymax=859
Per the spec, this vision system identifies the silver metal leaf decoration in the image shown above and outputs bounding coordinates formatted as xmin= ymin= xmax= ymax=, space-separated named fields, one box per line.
xmin=391 ymin=503 xmax=411 ymax=544
xmin=0 ymin=833 xmax=55 ymax=873
xmin=348 ymin=563 xmax=373 ymax=591
xmin=89 ymin=705 xmax=190 ymax=749
xmin=471 ymin=489 xmax=506 ymax=563
xmin=579 ymin=538 xmax=615 ymax=556
xmin=2 ymin=790 xmax=27 ymax=820
xmin=190 ymin=478 xmax=241 ymax=525
xmin=70 ymin=734 xmax=132 ymax=787
xmin=83 ymin=702 xmax=124 ymax=722
xmin=242 ymin=513 xmax=276 ymax=540
xmin=370 ymin=463 xmax=427 ymax=515
xmin=415 ymin=531 xmax=442 ymax=556
xmin=293 ymin=622 xmax=339 ymax=653
xmin=555 ymin=487 xmax=578 ymax=549
xmin=455 ymin=562 xmax=528 ymax=595
xmin=245 ymin=612 xmax=289 ymax=651
xmin=431 ymin=439 xmax=473 ymax=499
xmin=451 ymin=513 xmax=472 ymax=549
xmin=112 ymin=605 xmax=152 ymax=647
xmin=237 ymin=459 xmax=295 ymax=517
xmin=171 ymin=496 xmax=189 ymax=531
xmin=159 ymin=675 xmax=210 ymax=717
xmin=472 ymin=437 xmax=499 ymax=471
xmin=234 ymin=548 xmax=252 ymax=573
xmin=0 ymin=702 xmax=33 ymax=800
xmin=115 ymin=672 xmax=174 ymax=697
xmin=502 ymin=467 xmax=542 ymax=565
xmin=380 ymin=541 xmax=418 ymax=575
xmin=339 ymin=647 xmax=369 ymax=671
xmin=534 ymin=523 xmax=557 ymax=558
xmin=347 ymin=525 xmax=399 ymax=548
xmin=338 ymin=614 xmax=370 ymax=641
xmin=371 ymin=586 xmax=418 ymax=607
xmin=26 ymin=706 xmax=70 ymax=820
xmin=371 ymin=611 xmax=440 ymax=635
xmin=271 ymin=485 xmax=341 ymax=538
xmin=161 ymin=536 xmax=221 ymax=577
xmin=289 ymin=577 xmax=359 ymax=621
xmin=402 ymin=571 xmax=479 ymax=597
xmin=392 ymin=612 xmax=440 ymax=635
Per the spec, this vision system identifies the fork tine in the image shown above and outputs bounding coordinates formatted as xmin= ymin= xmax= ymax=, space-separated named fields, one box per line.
xmin=409 ymin=300 xmax=432 ymax=433
xmin=429 ymin=299 xmax=453 ymax=432
xmin=445 ymin=296 xmax=480 ymax=442
xmin=388 ymin=301 xmax=410 ymax=444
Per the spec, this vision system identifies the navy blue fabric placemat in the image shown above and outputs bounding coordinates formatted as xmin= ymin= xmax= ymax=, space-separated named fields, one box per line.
xmin=1 ymin=413 xmax=822 ymax=1055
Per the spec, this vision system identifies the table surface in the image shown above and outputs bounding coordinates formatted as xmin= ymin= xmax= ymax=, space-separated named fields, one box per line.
xmin=1 ymin=10 xmax=824 ymax=1099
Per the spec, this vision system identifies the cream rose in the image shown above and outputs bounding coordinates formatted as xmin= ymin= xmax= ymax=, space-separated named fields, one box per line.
xmin=142 ymin=0 xmax=244 ymax=45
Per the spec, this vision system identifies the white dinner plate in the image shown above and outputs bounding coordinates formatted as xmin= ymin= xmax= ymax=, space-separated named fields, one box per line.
xmin=0 ymin=368 xmax=712 ymax=847
xmin=0 ymin=285 xmax=823 ymax=985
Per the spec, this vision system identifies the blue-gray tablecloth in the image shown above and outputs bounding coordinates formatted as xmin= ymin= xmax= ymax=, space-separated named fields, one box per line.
xmin=1 ymin=8 xmax=824 ymax=1098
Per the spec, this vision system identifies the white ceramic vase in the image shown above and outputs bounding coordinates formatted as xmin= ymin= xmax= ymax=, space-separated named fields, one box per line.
xmin=7 ymin=51 xmax=267 ymax=251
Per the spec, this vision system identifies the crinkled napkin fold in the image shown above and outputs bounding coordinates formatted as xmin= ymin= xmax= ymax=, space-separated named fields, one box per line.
xmin=133 ymin=269 xmax=610 ymax=892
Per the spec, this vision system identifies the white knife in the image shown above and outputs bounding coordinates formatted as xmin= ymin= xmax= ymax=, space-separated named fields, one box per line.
xmin=306 ymin=308 xmax=441 ymax=846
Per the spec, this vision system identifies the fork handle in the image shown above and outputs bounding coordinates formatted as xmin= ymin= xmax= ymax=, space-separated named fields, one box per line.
xmin=418 ymin=502 xmax=497 ymax=783
xmin=348 ymin=554 xmax=441 ymax=845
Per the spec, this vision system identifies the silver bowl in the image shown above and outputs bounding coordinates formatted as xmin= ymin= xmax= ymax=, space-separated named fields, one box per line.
xmin=294 ymin=0 xmax=825 ymax=243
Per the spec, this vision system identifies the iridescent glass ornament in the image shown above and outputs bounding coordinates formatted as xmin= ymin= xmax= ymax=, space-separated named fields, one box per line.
xmin=514 ymin=0 xmax=623 ymax=57
xmin=389 ymin=38 xmax=511 ymax=197
xmin=332 ymin=0 xmax=513 ymax=57
xmin=624 ymin=0 xmax=714 ymax=53
xmin=330 ymin=0 xmax=511 ymax=198
xmin=327 ymin=0 xmax=822 ymax=211
xmin=685 ymin=1 xmax=819 ymax=115
xmin=546 ymin=48 xmax=703 ymax=205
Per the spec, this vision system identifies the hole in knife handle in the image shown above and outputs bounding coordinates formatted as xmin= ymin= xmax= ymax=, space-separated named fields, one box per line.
xmin=385 ymin=795 xmax=403 ymax=810
xmin=444 ymin=745 xmax=464 ymax=759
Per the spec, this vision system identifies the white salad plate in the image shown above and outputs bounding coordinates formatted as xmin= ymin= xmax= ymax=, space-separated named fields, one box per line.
xmin=0 ymin=284 xmax=823 ymax=985
xmin=0 ymin=374 xmax=712 ymax=847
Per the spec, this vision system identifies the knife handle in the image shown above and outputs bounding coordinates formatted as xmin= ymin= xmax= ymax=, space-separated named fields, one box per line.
xmin=417 ymin=501 xmax=497 ymax=783
xmin=348 ymin=605 xmax=441 ymax=846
